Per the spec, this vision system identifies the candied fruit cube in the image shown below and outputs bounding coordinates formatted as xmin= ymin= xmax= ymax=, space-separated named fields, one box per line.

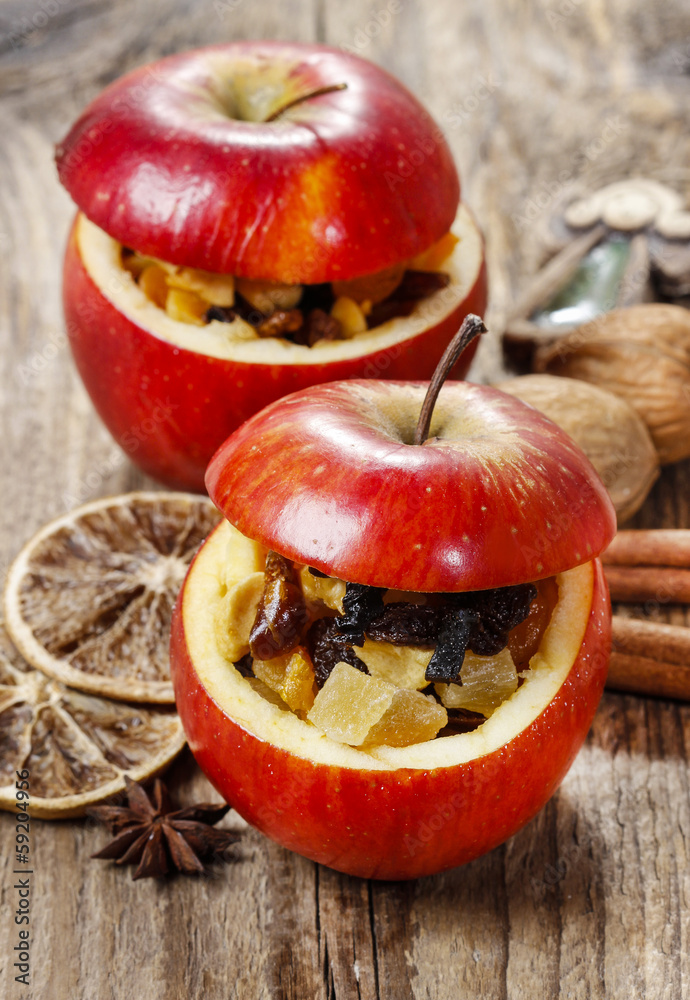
xmin=307 ymin=662 xmax=396 ymax=745
xmin=235 ymin=277 xmax=302 ymax=313
xmin=330 ymin=296 xmax=368 ymax=337
xmin=253 ymin=647 xmax=317 ymax=713
xmin=166 ymin=267 xmax=235 ymax=306
xmin=138 ymin=264 xmax=169 ymax=308
xmin=214 ymin=571 xmax=265 ymax=663
xmin=435 ymin=647 xmax=518 ymax=717
xmin=165 ymin=288 xmax=208 ymax=325
xmin=298 ymin=566 xmax=346 ymax=614
xmin=355 ymin=637 xmax=432 ymax=690
xmin=361 ymin=688 xmax=447 ymax=748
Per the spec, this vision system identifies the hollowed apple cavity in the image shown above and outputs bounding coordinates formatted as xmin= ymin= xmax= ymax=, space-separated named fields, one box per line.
xmin=181 ymin=520 xmax=594 ymax=769
xmin=75 ymin=203 xmax=483 ymax=366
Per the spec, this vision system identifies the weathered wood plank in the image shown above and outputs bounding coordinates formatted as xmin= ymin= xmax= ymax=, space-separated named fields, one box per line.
xmin=2 ymin=0 xmax=690 ymax=997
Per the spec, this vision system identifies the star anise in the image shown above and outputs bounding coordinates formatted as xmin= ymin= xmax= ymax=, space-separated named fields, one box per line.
xmin=88 ymin=776 xmax=239 ymax=880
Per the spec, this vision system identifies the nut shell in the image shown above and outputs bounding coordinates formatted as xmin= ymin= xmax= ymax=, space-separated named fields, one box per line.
xmin=535 ymin=304 xmax=690 ymax=465
xmin=495 ymin=374 xmax=659 ymax=523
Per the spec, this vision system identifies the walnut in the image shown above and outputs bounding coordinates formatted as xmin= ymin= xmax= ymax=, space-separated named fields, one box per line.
xmin=533 ymin=304 xmax=690 ymax=465
xmin=495 ymin=373 xmax=659 ymax=523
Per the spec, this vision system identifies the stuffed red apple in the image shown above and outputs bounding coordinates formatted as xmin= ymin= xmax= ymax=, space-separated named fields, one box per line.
xmin=170 ymin=319 xmax=616 ymax=880
xmin=56 ymin=41 xmax=486 ymax=491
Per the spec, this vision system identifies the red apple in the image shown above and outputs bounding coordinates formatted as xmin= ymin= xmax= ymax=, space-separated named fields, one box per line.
xmin=170 ymin=376 xmax=616 ymax=879
xmin=56 ymin=41 xmax=487 ymax=491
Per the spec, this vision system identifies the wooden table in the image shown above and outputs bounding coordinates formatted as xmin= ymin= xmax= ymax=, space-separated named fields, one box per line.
xmin=2 ymin=1 xmax=689 ymax=997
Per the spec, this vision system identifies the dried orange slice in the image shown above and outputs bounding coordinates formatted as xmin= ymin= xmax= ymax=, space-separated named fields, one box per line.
xmin=0 ymin=622 xmax=185 ymax=817
xmin=3 ymin=493 xmax=220 ymax=703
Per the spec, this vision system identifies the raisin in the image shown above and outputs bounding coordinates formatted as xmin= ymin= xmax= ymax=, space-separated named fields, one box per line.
xmin=394 ymin=270 xmax=450 ymax=299
xmin=255 ymin=309 xmax=304 ymax=338
xmin=306 ymin=617 xmax=369 ymax=688
xmin=366 ymin=298 xmax=416 ymax=328
xmin=205 ymin=304 xmax=236 ymax=323
xmin=233 ymin=652 xmax=254 ymax=678
xmin=436 ymin=707 xmax=486 ymax=737
xmin=424 ymin=606 xmax=479 ymax=683
xmin=464 ymin=583 xmax=537 ymax=656
xmin=508 ymin=577 xmax=559 ymax=669
xmin=365 ymin=603 xmax=445 ymax=646
xmin=249 ymin=551 xmax=309 ymax=660
xmin=304 ymin=308 xmax=342 ymax=346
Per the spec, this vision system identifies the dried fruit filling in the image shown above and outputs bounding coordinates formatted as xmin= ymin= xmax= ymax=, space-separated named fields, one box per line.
xmin=215 ymin=549 xmax=560 ymax=749
xmin=120 ymin=231 xmax=458 ymax=346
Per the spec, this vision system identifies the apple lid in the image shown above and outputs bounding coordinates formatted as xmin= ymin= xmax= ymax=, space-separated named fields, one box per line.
xmin=205 ymin=380 xmax=617 ymax=593
xmin=55 ymin=42 xmax=459 ymax=285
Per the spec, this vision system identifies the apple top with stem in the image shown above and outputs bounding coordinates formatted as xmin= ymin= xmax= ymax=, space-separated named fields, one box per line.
xmin=55 ymin=41 xmax=459 ymax=284
xmin=206 ymin=317 xmax=617 ymax=592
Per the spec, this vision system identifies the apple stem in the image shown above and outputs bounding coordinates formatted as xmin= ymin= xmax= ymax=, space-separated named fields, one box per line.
xmin=265 ymin=83 xmax=348 ymax=123
xmin=413 ymin=314 xmax=487 ymax=446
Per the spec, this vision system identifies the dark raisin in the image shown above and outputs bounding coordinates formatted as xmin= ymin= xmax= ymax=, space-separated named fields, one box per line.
xmin=365 ymin=603 xmax=445 ymax=646
xmin=249 ymin=551 xmax=309 ymax=660
xmin=366 ymin=298 xmax=416 ymax=328
xmin=233 ymin=653 xmax=254 ymax=678
xmin=436 ymin=707 xmax=486 ymax=737
xmin=205 ymin=305 xmax=236 ymax=323
xmin=394 ymin=270 xmax=451 ymax=299
xmin=424 ymin=607 xmax=480 ymax=684
xmin=334 ymin=583 xmax=385 ymax=645
xmin=303 ymin=308 xmax=342 ymax=346
xmin=466 ymin=584 xmax=537 ymax=656
xmin=306 ymin=617 xmax=369 ymax=688
xmin=255 ymin=309 xmax=304 ymax=338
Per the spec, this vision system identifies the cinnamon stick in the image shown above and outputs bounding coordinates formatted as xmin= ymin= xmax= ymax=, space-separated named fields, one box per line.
xmin=604 ymin=565 xmax=690 ymax=604
xmin=607 ymin=616 xmax=690 ymax=701
xmin=603 ymin=529 xmax=690 ymax=568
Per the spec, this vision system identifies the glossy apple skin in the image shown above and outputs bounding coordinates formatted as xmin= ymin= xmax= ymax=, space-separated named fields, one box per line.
xmin=170 ymin=555 xmax=610 ymax=880
xmin=56 ymin=41 xmax=459 ymax=283
xmin=62 ymin=221 xmax=487 ymax=492
xmin=207 ymin=380 xmax=616 ymax=592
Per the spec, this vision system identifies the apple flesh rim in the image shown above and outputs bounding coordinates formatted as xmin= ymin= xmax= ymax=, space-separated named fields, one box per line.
xmin=62 ymin=204 xmax=486 ymax=492
xmin=170 ymin=519 xmax=611 ymax=881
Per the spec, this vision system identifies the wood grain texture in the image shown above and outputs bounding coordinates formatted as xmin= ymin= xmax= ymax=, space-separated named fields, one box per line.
xmin=1 ymin=0 xmax=690 ymax=997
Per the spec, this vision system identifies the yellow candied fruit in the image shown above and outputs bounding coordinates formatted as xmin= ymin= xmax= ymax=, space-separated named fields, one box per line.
xmin=253 ymin=646 xmax=317 ymax=713
xmin=355 ymin=637 xmax=432 ymax=690
xmin=165 ymin=288 xmax=209 ymax=326
xmin=298 ymin=565 xmax=346 ymax=614
xmin=361 ymin=688 xmax=447 ymax=748
xmin=235 ymin=277 xmax=302 ymax=314
xmin=138 ymin=264 xmax=169 ymax=309
xmin=308 ymin=662 xmax=447 ymax=747
xmin=409 ymin=231 xmax=459 ymax=271
xmin=330 ymin=296 xmax=368 ymax=337
xmin=435 ymin=647 xmax=518 ymax=717
xmin=166 ymin=267 xmax=235 ymax=307
xmin=214 ymin=571 xmax=265 ymax=663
